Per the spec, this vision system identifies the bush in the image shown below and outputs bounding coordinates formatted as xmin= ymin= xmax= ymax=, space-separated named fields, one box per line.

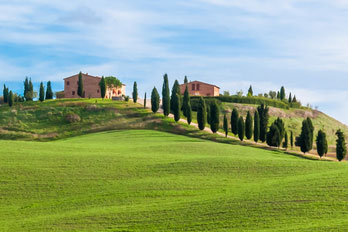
xmin=216 ymin=95 xmax=291 ymax=109
xmin=65 ymin=112 xmax=81 ymax=123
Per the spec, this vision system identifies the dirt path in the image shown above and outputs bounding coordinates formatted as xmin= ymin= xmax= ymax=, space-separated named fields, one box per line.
xmin=137 ymin=98 xmax=336 ymax=161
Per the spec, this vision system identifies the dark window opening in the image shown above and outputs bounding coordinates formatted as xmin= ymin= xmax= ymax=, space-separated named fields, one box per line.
xmin=67 ymin=81 xmax=70 ymax=86
xmin=192 ymin=84 xmax=195 ymax=91
xmin=72 ymin=91 xmax=75 ymax=95
xmin=97 ymin=89 xmax=100 ymax=93
xmin=197 ymin=84 xmax=200 ymax=91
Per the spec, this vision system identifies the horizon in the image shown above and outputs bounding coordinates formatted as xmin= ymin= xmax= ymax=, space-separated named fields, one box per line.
xmin=1 ymin=1 xmax=348 ymax=125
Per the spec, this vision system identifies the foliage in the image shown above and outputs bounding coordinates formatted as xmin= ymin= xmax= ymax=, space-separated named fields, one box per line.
xmin=3 ymin=84 xmax=8 ymax=103
xmin=238 ymin=116 xmax=245 ymax=141
xmin=280 ymin=86 xmax=286 ymax=101
xmin=105 ymin=76 xmax=122 ymax=88
xmin=186 ymin=100 xmax=192 ymax=125
xmin=209 ymin=101 xmax=220 ymax=133
xmin=45 ymin=81 xmax=53 ymax=100
xmin=254 ymin=111 xmax=260 ymax=143
xmin=24 ymin=77 xmax=34 ymax=101
xmin=206 ymin=104 xmax=211 ymax=125
xmin=197 ymin=97 xmax=207 ymax=130
xmin=99 ymin=77 xmax=106 ymax=99
xmin=336 ymin=130 xmax=347 ymax=161
xmin=245 ymin=111 xmax=253 ymax=140
xmin=65 ymin=112 xmax=81 ymax=123
xmin=39 ymin=82 xmax=45 ymax=102
xmin=290 ymin=131 xmax=294 ymax=148
xmin=182 ymin=85 xmax=190 ymax=117
xmin=316 ymin=130 xmax=328 ymax=158
xmin=231 ymin=108 xmax=239 ymax=135
xmin=124 ymin=96 xmax=129 ymax=102
xmin=223 ymin=114 xmax=228 ymax=137
xmin=8 ymin=91 xmax=13 ymax=107
xmin=257 ymin=104 xmax=269 ymax=143
xmin=296 ymin=117 xmax=314 ymax=153
xmin=184 ymin=76 xmax=188 ymax=84
xmin=132 ymin=81 xmax=138 ymax=103
xmin=170 ymin=80 xmax=181 ymax=112
xmin=77 ymin=72 xmax=84 ymax=98
xmin=172 ymin=93 xmax=181 ymax=122
xmin=162 ymin=74 xmax=170 ymax=116
xmin=144 ymin=92 xmax=147 ymax=109
xmin=151 ymin=87 xmax=160 ymax=113
xmin=266 ymin=118 xmax=284 ymax=147
xmin=283 ymin=131 xmax=288 ymax=149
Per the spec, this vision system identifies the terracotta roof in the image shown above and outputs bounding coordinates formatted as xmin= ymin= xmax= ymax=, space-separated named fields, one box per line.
xmin=180 ymin=81 xmax=220 ymax=89
xmin=64 ymin=73 xmax=102 ymax=80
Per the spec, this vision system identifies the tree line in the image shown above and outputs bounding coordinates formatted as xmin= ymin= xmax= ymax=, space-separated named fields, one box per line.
xmin=149 ymin=74 xmax=347 ymax=162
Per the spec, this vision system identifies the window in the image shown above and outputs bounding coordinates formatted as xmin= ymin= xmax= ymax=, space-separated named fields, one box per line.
xmin=97 ymin=89 xmax=100 ymax=93
xmin=72 ymin=91 xmax=75 ymax=96
xmin=192 ymin=84 xmax=195 ymax=91
xmin=67 ymin=81 xmax=70 ymax=86
xmin=197 ymin=84 xmax=200 ymax=91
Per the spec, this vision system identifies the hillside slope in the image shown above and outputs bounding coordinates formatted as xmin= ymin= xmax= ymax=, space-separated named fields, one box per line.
xmin=1 ymin=130 xmax=348 ymax=231
xmin=222 ymin=103 xmax=348 ymax=145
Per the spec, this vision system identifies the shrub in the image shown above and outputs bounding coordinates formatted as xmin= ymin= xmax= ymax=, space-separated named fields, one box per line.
xmin=65 ymin=112 xmax=81 ymax=123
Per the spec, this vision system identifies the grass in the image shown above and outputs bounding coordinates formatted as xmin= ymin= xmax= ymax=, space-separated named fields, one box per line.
xmin=0 ymin=129 xmax=348 ymax=231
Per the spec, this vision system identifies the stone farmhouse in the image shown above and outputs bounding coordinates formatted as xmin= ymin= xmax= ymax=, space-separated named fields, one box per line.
xmin=180 ymin=81 xmax=220 ymax=97
xmin=63 ymin=73 xmax=126 ymax=99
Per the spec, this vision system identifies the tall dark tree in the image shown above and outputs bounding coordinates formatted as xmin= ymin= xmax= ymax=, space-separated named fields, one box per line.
xmin=206 ymin=104 xmax=211 ymax=125
xmin=172 ymin=93 xmax=181 ymax=122
xmin=245 ymin=111 xmax=253 ymax=140
xmin=77 ymin=72 xmax=84 ymax=97
xmin=186 ymin=100 xmax=192 ymax=125
xmin=210 ymin=101 xmax=220 ymax=133
xmin=247 ymin=85 xmax=253 ymax=97
xmin=254 ymin=111 xmax=260 ymax=143
xmin=276 ymin=91 xmax=280 ymax=99
xmin=238 ymin=117 xmax=245 ymax=141
xmin=170 ymin=80 xmax=181 ymax=112
xmin=99 ymin=77 xmax=106 ymax=99
xmin=132 ymin=81 xmax=138 ymax=103
xmin=3 ymin=84 xmax=8 ymax=103
xmin=280 ymin=86 xmax=286 ymax=100
xmin=266 ymin=118 xmax=284 ymax=148
xmin=24 ymin=77 xmax=29 ymax=100
xmin=24 ymin=77 xmax=34 ymax=101
xmin=162 ymin=74 xmax=170 ymax=116
xmin=39 ymin=82 xmax=45 ymax=102
xmin=151 ymin=87 xmax=160 ymax=113
xmin=231 ymin=108 xmax=239 ymax=135
xmin=257 ymin=104 xmax=269 ymax=143
xmin=288 ymin=92 xmax=292 ymax=103
xmin=293 ymin=95 xmax=297 ymax=103
xmin=290 ymin=131 xmax=294 ymax=148
xmin=144 ymin=92 xmax=147 ymax=109
xmin=197 ymin=97 xmax=207 ymax=130
xmin=184 ymin=76 xmax=188 ymax=84
xmin=223 ymin=114 xmax=228 ymax=137
xmin=45 ymin=81 xmax=53 ymax=100
xmin=8 ymin=91 xmax=13 ymax=107
xmin=316 ymin=130 xmax=328 ymax=158
xmin=295 ymin=118 xmax=314 ymax=154
xmin=336 ymin=129 xmax=347 ymax=162
xmin=182 ymin=85 xmax=190 ymax=117
xmin=283 ymin=131 xmax=288 ymax=150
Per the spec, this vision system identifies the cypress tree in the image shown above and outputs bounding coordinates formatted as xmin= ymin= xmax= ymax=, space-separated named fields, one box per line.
xmin=210 ymin=101 xmax=220 ymax=133
xmin=316 ymin=130 xmax=328 ymax=158
xmin=184 ymin=76 xmax=188 ymax=84
xmin=186 ymin=100 xmax=192 ymax=125
xmin=245 ymin=111 xmax=253 ymax=140
xmin=39 ymin=82 xmax=45 ymax=102
xmin=28 ymin=78 xmax=34 ymax=101
xmin=283 ymin=131 xmax=288 ymax=150
xmin=99 ymin=77 xmax=106 ymax=99
xmin=288 ymin=93 xmax=292 ymax=103
xmin=276 ymin=91 xmax=280 ymax=99
xmin=295 ymin=118 xmax=314 ymax=154
xmin=231 ymin=108 xmax=239 ymax=135
xmin=247 ymin=85 xmax=253 ymax=97
xmin=257 ymin=104 xmax=269 ymax=143
xmin=280 ymin=86 xmax=285 ymax=100
xmin=170 ymin=80 xmax=181 ymax=112
xmin=336 ymin=129 xmax=347 ymax=162
xmin=46 ymin=81 xmax=53 ymax=100
xmin=172 ymin=93 xmax=181 ymax=122
xmin=8 ymin=91 xmax=13 ymax=107
xmin=206 ymin=104 xmax=211 ymax=125
xmin=151 ymin=87 xmax=160 ymax=113
xmin=182 ymin=85 xmax=190 ymax=117
xmin=3 ymin=84 xmax=8 ymax=103
xmin=238 ymin=117 xmax=245 ymax=141
xmin=144 ymin=92 xmax=147 ymax=109
xmin=223 ymin=114 xmax=228 ymax=137
xmin=24 ymin=77 xmax=29 ymax=100
xmin=290 ymin=131 xmax=294 ymax=148
xmin=162 ymin=74 xmax=170 ymax=116
xmin=77 ymin=72 xmax=84 ymax=97
xmin=197 ymin=97 xmax=207 ymax=130
xmin=254 ymin=111 xmax=260 ymax=143
xmin=132 ymin=81 xmax=138 ymax=103
xmin=267 ymin=124 xmax=281 ymax=147
xmin=293 ymin=95 xmax=297 ymax=103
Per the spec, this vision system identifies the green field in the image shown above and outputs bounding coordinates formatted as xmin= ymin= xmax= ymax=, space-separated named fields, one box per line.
xmin=1 ymin=129 xmax=348 ymax=231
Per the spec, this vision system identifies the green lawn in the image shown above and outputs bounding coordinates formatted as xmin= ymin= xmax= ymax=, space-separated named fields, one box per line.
xmin=1 ymin=130 xmax=348 ymax=231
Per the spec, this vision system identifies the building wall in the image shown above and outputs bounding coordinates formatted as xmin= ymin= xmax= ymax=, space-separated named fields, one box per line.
xmin=105 ymin=85 xmax=126 ymax=99
xmin=180 ymin=81 xmax=220 ymax=97
xmin=64 ymin=74 xmax=102 ymax=98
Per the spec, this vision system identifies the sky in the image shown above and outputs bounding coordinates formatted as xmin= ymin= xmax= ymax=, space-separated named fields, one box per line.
xmin=0 ymin=0 xmax=348 ymax=125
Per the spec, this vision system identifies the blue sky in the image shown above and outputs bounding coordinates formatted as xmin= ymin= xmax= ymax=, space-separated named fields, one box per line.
xmin=1 ymin=0 xmax=348 ymax=125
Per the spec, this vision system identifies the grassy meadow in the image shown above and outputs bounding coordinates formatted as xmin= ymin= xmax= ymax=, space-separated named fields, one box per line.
xmin=1 ymin=130 xmax=348 ymax=231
